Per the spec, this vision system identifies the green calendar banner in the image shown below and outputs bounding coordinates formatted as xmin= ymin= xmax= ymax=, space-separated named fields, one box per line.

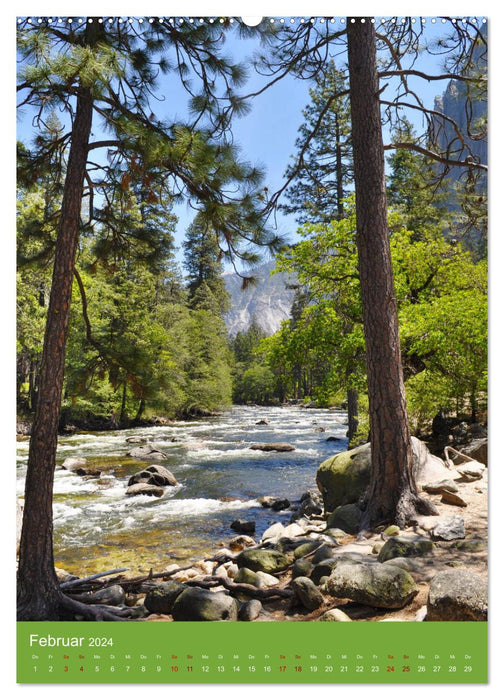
xmin=17 ymin=621 xmax=487 ymax=684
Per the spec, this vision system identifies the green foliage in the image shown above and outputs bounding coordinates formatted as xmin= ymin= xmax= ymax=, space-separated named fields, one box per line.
xmin=259 ymin=201 xmax=487 ymax=431
xmin=233 ymin=364 xmax=276 ymax=405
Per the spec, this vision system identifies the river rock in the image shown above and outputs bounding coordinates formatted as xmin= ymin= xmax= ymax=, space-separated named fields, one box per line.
xmin=230 ymin=519 xmax=255 ymax=534
xmin=127 ymin=443 xmax=168 ymax=460
xmin=427 ymin=570 xmax=487 ymax=621
xmin=317 ymin=436 xmax=448 ymax=511
xmin=326 ymin=503 xmax=362 ymax=534
xmin=62 ymin=457 xmax=87 ymax=471
xmin=171 ymin=587 xmax=239 ymax=621
xmin=312 ymin=545 xmax=338 ymax=565
xmin=256 ymin=419 xmax=269 ymax=425
xmin=432 ymin=515 xmax=465 ymax=541
xmin=228 ymin=535 xmax=256 ymax=551
xmin=381 ymin=557 xmax=422 ymax=573
xmin=423 ymin=479 xmax=459 ymax=494
xmin=236 ymin=549 xmax=292 ymax=574
xmin=144 ymin=581 xmax=187 ymax=614
xmin=292 ymin=558 xmax=313 ymax=579
xmin=377 ymin=535 xmax=433 ymax=562
xmin=291 ymin=576 xmax=324 ymax=611
xmin=456 ymin=463 xmax=485 ymax=482
xmin=384 ymin=525 xmax=400 ymax=536
xmin=294 ymin=541 xmax=321 ymax=559
xmin=317 ymin=608 xmax=352 ymax=622
xmin=76 ymin=467 xmax=102 ymax=477
xmin=461 ymin=438 xmax=487 ymax=465
xmin=234 ymin=567 xmax=279 ymax=588
xmin=126 ymin=436 xmax=147 ymax=444
xmin=239 ymin=599 xmax=263 ymax=621
xmin=250 ymin=442 xmax=295 ymax=452
xmin=125 ymin=483 xmax=164 ymax=497
xmin=450 ymin=538 xmax=486 ymax=552
xmin=259 ymin=496 xmax=291 ymax=511
xmin=326 ymin=562 xmax=419 ymax=609
xmin=440 ymin=490 xmax=468 ymax=507
xmin=311 ymin=559 xmax=338 ymax=585
xmin=72 ymin=585 xmax=126 ymax=607
xmin=128 ymin=464 xmax=178 ymax=487
xmin=283 ymin=523 xmax=305 ymax=539
xmin=261 ymin=522 xmax=285 ymax=544
xmin=290 ymin=492 xmax=323 ymax=522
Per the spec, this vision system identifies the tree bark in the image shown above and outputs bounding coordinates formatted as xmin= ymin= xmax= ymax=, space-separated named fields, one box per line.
xmin=346 ymin=386 xmax=359 ymax=444
xmin=347 ymin=18 xmax=436 ymax=527
xmin=17 ymin=80 xmax=94 ymax=620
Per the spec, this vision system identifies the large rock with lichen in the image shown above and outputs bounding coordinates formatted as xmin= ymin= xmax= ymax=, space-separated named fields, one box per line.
xmin=427 ymin=570 xmax=487 ymax=621
xmin=326 ymin=562 xmax=418 ymax=609
xmin=317 ymin=437 xmax=448 ymax=511
xmin=236 ymin=548 xmax=292 ymax=574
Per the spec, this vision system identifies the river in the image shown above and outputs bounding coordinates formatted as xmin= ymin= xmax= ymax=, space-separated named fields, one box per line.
xmin=16 ymin=405 xmax=348 ymax=577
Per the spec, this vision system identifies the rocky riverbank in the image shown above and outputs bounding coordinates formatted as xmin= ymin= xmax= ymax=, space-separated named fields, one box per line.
xmin=53 ymin=436 xmax=488 ymax=623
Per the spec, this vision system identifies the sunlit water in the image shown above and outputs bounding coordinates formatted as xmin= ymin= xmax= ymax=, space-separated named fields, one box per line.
xmin=16 ymin=405 xmax=347 ymax=577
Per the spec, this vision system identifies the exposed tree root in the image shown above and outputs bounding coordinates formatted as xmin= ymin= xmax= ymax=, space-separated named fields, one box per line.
xmin=359 ymin=489 xmax=439 ymax=532
xmin=60 ymin=594 xmax=135 ymax=621
xmin=17 ymin=590 xmax=135 ymax=622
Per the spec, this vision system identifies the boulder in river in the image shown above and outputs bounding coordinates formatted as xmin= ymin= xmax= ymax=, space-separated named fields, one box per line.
xmin=231 ymin=519 xmax=256 ymax=534
xmin=317 ymin=436 xmax=448 ymax=511
xmin=127 ymin=443 xmax=168 ymax=460
xmin=250 ymin=442 xmax=295 ymax=452
xmin=128 ymin=464 xmax=178 ymax=487
xmin=62 ymin=457 xmax=88 ymax=471
xmin=126 ymin=483 xmax=164 ymax=497
xmin=259 ymin=496 xmax=291 ymax=511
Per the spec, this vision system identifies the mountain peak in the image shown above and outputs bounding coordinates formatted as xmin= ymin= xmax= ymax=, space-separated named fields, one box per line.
xmin=224 ymin=260 xmax=297 ymax=337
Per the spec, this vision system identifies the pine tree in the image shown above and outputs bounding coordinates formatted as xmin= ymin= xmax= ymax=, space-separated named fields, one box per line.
xmin=16 ymin=16 xmax=277 ymax=621
xmin=183 ymin=212 xmax=230 ymax=314
xmin=387 ymin=120 xmax=450 ymax=238
xmin=282 ymin=61 xmax=353 ymax=224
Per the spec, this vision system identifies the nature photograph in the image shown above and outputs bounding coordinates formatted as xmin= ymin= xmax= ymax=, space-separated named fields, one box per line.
xmin=16 ymin=15 xmax=487 ymax=626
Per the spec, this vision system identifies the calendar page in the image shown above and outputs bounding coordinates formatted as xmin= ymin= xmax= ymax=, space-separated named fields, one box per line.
xmin=15 ymin=10 xmax=488 ymax=686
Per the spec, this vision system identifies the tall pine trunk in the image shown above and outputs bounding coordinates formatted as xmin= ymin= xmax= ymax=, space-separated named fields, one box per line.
xmin=17 ymin=82 xmax=94 ymax=620
xmin=347 ymin=18 xmax=436 ymax=527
